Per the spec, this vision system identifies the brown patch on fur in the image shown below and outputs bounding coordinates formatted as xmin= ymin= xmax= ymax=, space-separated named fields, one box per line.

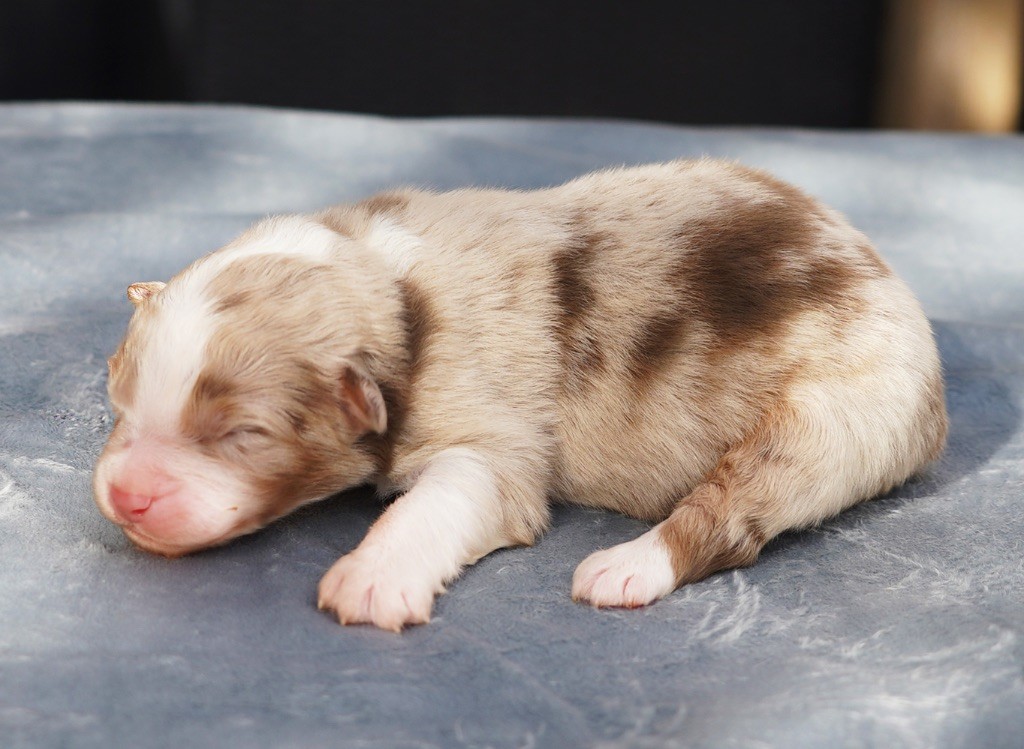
xmin=656 ymin=402 xmax=818 ymax=584
xmin=626 ymin=195 xmax=863 ymax=389
xmin=358 ymin=277 xmax=437 ymax=476
xmin=659 ymin=485 xmax=764 ymax=584
xmin=182 ymin=356 xmax=359 ymax=517
xmin=215 ymin=290 xmax=253 ymax=313
xmin=359 ymin=192 xmax=410 ymax=216
xmin=397 ymin=277 xmax=434 ymax=377
xmin=684 ymin=213 xmax=827 ymax=344
xmin=739 ymin=163 xmax=891 ymax=280
xmin=190 ymin=256 xmax=391 ymax=515
xmin=317 ymin=210 xmax=353 ymax=237
xmin=181 ymin=372 xmax=237 ymax=451
xmin=553 ymin=226 xmax=607 ymax=389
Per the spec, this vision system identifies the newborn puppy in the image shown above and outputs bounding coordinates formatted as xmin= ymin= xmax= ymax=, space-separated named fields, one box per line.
xmin=93 ymin=160 xmax=948 ymax=631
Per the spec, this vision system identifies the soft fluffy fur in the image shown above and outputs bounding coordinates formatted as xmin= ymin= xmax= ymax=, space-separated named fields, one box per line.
xmin=92 ymin=160 xmax=947 ymax=631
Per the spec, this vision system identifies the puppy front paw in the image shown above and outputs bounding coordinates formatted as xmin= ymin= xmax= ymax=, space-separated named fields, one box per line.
xmin=317 ymin=551 xmax=437 ymax=632
xmin=572 ymin=531 xmax=677 ymax=608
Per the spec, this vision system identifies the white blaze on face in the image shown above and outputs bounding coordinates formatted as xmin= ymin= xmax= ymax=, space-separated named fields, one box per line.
xmin=130 ymin=215 xmax=343 ymax=434
xmin=128 ymin=283 xmax=217 ymax=433
xmin=95 ymin=215 xmax=345 ymax=554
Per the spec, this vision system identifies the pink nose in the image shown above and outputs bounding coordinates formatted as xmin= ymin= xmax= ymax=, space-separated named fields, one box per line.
xmin=109 ymin=484 xmax=159 ymax=523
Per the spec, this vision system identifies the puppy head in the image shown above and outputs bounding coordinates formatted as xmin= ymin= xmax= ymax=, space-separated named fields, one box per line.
xmin=93 ymin=216 xmax=391 ymax=556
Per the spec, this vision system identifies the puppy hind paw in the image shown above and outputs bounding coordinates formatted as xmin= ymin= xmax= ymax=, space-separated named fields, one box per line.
xmin=571 ymin=531 xmax=677 ymax=609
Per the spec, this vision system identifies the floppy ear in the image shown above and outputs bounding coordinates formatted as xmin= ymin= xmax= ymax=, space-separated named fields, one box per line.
xmin=127 ymin=281 xmax=166 ymax=306
xmin=338 ymin=361 xmax=387 ymax=435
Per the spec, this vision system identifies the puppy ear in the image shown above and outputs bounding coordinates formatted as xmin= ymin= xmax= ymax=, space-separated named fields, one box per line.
xmin=127 ymin=281 xmax=166 ymax=306
xmin=338 ymin=361 xmax=387 ymax=436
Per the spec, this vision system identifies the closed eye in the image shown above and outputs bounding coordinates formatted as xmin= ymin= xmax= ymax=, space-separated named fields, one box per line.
xmin=222 ymin=425 xmax=270 ymax=441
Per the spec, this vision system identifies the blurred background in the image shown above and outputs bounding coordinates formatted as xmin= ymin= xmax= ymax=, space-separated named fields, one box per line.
xmin=2 ymin=0 xmax=1021 ymax=132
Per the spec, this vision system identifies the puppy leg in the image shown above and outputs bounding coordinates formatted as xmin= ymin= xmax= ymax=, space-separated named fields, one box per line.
xmin=318 ymin=447 xmax=540 ymax=631
xmin=573 ymin=400 xmax=894 ymax=608
xmin=572 ymin=476 xmax=765 ymax=608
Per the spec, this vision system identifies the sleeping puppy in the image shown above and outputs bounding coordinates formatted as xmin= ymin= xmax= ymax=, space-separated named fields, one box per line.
xmin=92 ymin=160 xmax=948 ymax=632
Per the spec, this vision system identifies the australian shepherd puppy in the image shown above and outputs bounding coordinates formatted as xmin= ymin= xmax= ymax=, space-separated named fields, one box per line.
xmin=93 ymin=160 xmax=947 ymax=631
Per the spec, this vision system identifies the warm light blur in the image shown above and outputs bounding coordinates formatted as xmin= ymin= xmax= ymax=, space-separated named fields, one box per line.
xmin=879 ymin=0 xmax=1023 ymax=131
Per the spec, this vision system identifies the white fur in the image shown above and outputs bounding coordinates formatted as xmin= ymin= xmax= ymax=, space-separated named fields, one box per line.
xmin=92 ymin=434 xmax=257 ymax=553
xmin=195 ymin=215 xmax=341 ymax=281
xmin=364 ymin=216 xmax=423 ymax=277
xmin=129 ymin=286 xmax=218 ymax=434
xmin=317 ymin=447 xmax=513 ymax=630
xmin=572 ymin=527 xmax=677 ymax=608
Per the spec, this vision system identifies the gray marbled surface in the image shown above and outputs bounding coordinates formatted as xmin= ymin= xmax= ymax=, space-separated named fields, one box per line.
xmin=0 ymin=104 xmax=1021 ymax=749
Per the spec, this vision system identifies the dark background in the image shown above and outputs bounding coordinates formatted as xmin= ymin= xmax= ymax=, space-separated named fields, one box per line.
xmin=1 ymin=0 xmax=891 ymax=127
xmin=4 ymin=1 xmax=1023 ymax=130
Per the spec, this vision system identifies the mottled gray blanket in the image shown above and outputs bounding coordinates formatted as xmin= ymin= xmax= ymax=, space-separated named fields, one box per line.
xmin=1 ymin=104 xmax=1022 ymax=749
